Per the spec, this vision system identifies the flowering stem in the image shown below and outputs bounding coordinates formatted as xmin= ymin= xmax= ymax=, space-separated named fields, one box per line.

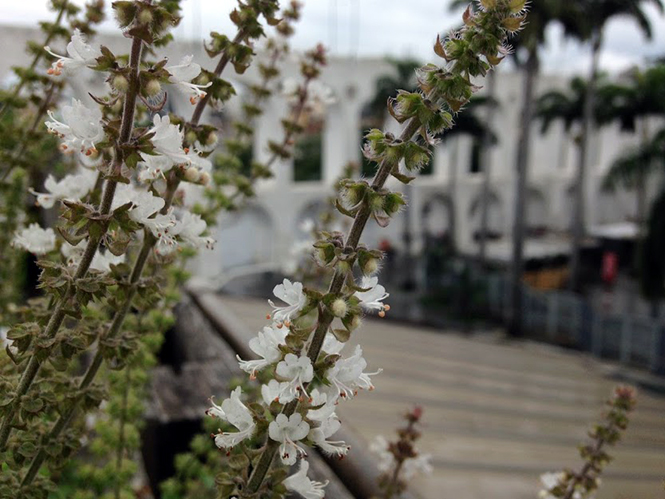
xmin=19 ymin=235 xmax=152 ymax=487
xmin=190 ymin=28 xmax=247 ymax=125
xmin=0 ymin=32 xmax=144 ymax=453
xmin=0 ymin=0 xmax=69 ymax=119
xmin=243 ymin=117 xmax=421 ymax=496
xmin=16 ymin=23 xmax=248 ymax=477
xmin=561 ymin=438 xmax=606 ymax=499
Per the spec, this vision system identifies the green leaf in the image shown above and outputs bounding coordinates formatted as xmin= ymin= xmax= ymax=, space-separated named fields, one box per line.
xmin=22 ymin=397 xmax=44 ymax=413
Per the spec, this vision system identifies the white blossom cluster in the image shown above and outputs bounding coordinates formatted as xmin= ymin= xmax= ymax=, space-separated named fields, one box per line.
xmin=538 ymin=471 xmax=596 ymax=499
xmin=12 ymin=30 xmax=217 ymax=264
xmin=370 ymin=435 xmax=433 ymax=480
xmin=207 ymin=277 xmax=389 ymax=498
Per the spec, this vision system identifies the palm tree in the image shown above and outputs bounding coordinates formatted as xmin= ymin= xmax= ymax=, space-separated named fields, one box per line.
xmin=449 ymin=0 xmax=565 ymax=336
xmin=602 ymin=64 xmax=665 ymax=225
xmin=434 ymin=94 xmax=497 ymax=259
xmin=535 ymin=75 xmax=617 ymax=231
xmin=606 ymin=128 xmax=665 ymax=315
xmin=558 ymin=0 xmax=664 ymax=292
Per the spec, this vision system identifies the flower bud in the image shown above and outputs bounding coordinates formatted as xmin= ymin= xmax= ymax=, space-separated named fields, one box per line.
xmin=336 ymin=260 xmax=351 ymax=274
xmin=331 ymin=299 xmax=348 ymax=318
xmin=112 ymin=74 xmax=129 ymax=93
xmin=384 ymin=192 xmax=406 ymax=217
xmin=206 ymin=132 xmax=218 ymax=147
xmin=113 ymin=2 xmax=136 ymax=27
xmin=316 ymin=244 xmax=336 ymax=266
xmin=184 ymin=167 xmax=200 ymax=183
xmin=342 ymin=184 xmax=364 ymax=208
xmin=508 ymin=0 xmax=527 ymax=13
xmin=185 ymin=131 xmax=197 ymax=145
xmin=368 ymin=192 xmax=384 ymax=213
xmin=199 ymin=172 xmax=211 ymax=186
xmin=145 ymin=79 xmax=162 ymax=97
xmin=138 ymin=7 xmax=153 ymax=25
xmin=361 ymin=255 xmax=379 ymax=275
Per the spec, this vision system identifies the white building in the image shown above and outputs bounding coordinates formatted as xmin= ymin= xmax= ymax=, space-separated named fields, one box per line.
xmin=0 ymin=25 xmax=654 ymax=283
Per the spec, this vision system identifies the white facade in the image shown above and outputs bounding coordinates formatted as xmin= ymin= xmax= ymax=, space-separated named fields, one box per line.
xmin=0 ymin=25 xmax=654 ymax=282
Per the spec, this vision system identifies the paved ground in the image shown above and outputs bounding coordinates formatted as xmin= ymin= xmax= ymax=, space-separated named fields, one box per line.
xmin=217 ymin=295 xmax=665 ymax=499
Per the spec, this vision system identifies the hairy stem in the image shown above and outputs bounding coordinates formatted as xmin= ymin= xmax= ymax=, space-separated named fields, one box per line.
xmin=16 ymin=21 xmax=251 ymax=478
xmin=190 ymin=29 xmax=247 ymax=125
xmin=243 ymin=117 xmax=422 ymax=495
xmin=0 ymin=32 xmax=144 ymax=453
xmin=20 ymin=236 xmax=152 ymax=487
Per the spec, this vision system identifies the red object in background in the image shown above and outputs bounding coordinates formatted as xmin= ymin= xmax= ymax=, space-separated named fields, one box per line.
xmin=378 ymin=239 xmax=393 ymax=252
xmin=602 ymin=251 xmax=618 ymax=285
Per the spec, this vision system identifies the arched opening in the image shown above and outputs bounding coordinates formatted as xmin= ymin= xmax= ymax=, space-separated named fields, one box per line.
xmin=469 ymin=192 xmax=503 ymax=242
xmin=526 ymin=188 xmax=548 ymax=236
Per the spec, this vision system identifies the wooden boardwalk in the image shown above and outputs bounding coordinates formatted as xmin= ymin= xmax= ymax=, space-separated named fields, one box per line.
xmin=213 ymin=294 xmax=665 ymax=499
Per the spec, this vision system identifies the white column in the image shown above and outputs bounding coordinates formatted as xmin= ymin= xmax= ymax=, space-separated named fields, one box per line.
xmin=322 ymin=103 xmax=347 ymax=185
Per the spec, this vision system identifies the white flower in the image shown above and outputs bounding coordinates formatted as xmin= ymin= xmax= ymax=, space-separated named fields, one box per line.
xmin=307 ymin=390 xmax=337 ymax=422
xmin=402 ymin=454 xmax=433 ymax=480
xmin=149 ymin=114 xmax=189 ymax=165
xmin=539 ymin=472 xmax=583 ymax=499
xmin=30 ymin=168 xmax=97 ymax=208
xmin=261 ymin=380 xmax=290 ymax=405
xmin=322 ymin=333 xmax=345 ymax=355
xmin=268 ymin=413 xmax=310 ymax=465
xmin=308 ymin=413 xmax=349 ymax=458
xmin=283 ymin=459 xmax=328 ymax=499
xmin=269 ymin=279 xmax=307 ymax=323
xmin=324 ymin=345 xmax=381 ymax=400
xmin=90 ymin=250 xmax=124 ymax=273
xmin=237 ymin=325 xmax=288 ymax=378
xmin=308 ymin=80 xmax=337 ymax=106
xmin=62 ymin=240 xmax=124 ymax=273
xmin=45 ymin=29 xmax=101 ymax=77
xmin=211 ymin=387 xmax=256 ymax=449
xmin=281 ymin=78 xmax=336 ymax=108
xmin=113 ymin=186 xmax=178 ymax=254
xmin=153 ymin=227 xmax=179 ymax=256
xmin=46 ymin=98 xmax=105 ymax=155
xmin=275 ymin=353 xmax=314 ymax=403
xmin=165 ymin=55 xmax=212 ymax=105
xmin=205 ymin=396 xmax=226 ymax=419
xmin=370 ymin=435 xmax=394 ymax=473
xmin=12 ymin=224 xmax=56 ymax=255
xmin=114 ymin=186 xmax=167 ymax=231
xmin=185 ymin=148 xmax=212 ymax=174
xmin=137 ymin=152 xmax=175 ymax=183
xmin=369 ymin=435 xmax=430 ymax=480
xmin=354 ymin=276 xmax=389 ymax=314
xmin=173 ymin=211 xmax=215 ymax=250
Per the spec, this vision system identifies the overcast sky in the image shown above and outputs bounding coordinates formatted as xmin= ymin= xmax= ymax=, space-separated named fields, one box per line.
xmin=2 ymin=0 xmax=665 ymax=74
